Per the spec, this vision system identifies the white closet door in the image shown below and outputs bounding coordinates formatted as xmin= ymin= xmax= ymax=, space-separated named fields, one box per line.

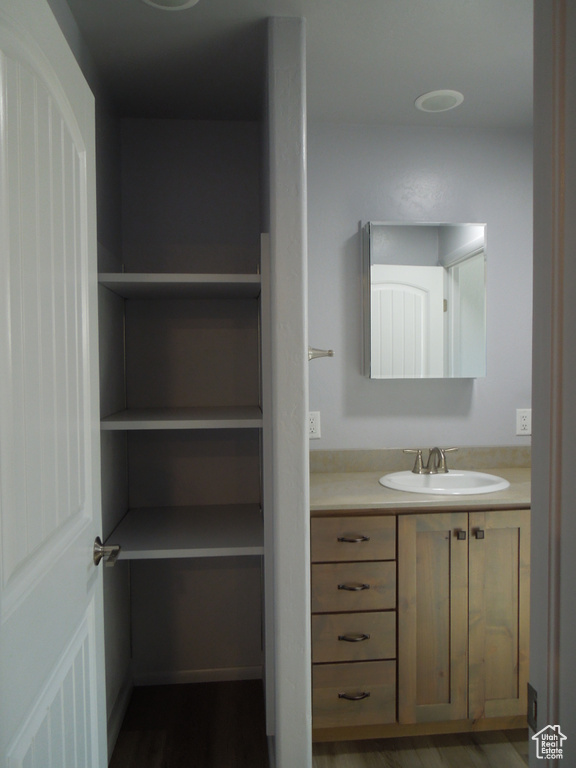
xmin=370 ymin=264 xmax=445 ymax=378
xmin=0 ymin=1 xmax=106 ymax=766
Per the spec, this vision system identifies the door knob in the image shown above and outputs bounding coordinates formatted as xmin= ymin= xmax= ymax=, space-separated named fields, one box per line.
xmin=93 ymin=537 xmax=121 ymax=567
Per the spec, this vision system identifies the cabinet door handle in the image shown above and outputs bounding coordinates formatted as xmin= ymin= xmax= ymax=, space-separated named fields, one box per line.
xmin=338 ymin=633 xmax=371 ymax=642
xmin=475 ymin=529 xmax=485 ymax=539
xmin=337 ymin=535 xmax=370 ymax=543
xmin=338 ymin=582 xmax=370 ymax=591
xmin=338 ymin=691 xmax=371 ymax=701
xmin=456 ymin=530 xmax=467 ymax=540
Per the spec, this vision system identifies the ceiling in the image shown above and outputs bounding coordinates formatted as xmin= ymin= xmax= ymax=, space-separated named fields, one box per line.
xmin=63 ymin=0 xmax=533 ymax=129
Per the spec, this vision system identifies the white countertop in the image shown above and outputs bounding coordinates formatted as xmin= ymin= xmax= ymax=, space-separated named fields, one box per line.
xmin=310 ymin=467 xmax=531 ymax=513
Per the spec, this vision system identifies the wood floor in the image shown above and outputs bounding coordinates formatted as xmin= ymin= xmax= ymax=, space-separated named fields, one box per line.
xmin=109 ymin=680 xmax=269 ymax=768
xmin=110 ymin=683 xmax=528 ymax=768
xmin=312 ymin=730 xmax=529 ymax=768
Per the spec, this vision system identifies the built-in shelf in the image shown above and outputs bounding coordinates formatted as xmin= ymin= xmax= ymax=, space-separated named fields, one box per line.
xmin=99 ymin=273 xmax=261 ymax=299
xmin=106 ymin=504 xmax=263 ymax=560
xmin=101 ymin=406 xmax=263 ymax=430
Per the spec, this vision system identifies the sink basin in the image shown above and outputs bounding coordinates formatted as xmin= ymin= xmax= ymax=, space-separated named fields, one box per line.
xmin=379 ymin=470 xmax=510 ymax=495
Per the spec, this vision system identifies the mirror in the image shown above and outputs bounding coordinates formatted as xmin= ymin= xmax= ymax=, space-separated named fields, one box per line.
xmin=363 ymin=222 xmax=486 ymax=379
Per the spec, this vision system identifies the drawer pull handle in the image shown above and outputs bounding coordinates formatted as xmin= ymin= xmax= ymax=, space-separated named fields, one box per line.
xmin=338 ymin=582 xmax=370 ymax=591
xmin=475 ymin=529 xmax=485 ymax=539
xmin=338 ymin=633 xmax=371 ymax=642
xmin=338 ymin=691 xmax=371 ymax=701
xmin=337 ymin=535 xmax=370 ymax=543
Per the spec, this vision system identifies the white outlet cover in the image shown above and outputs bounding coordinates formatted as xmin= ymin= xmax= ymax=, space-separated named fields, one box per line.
xmin=516 ymin=408 xmax=532 ymax=436
xmin=309 ymin=411 xmax=321 ymax=439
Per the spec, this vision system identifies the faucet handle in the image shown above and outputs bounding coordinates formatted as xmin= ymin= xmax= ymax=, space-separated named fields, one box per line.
xmin=438 ymin=447 xmax=458 ymax=472
xmin=403 ymin=448 xmax=424 ymax=474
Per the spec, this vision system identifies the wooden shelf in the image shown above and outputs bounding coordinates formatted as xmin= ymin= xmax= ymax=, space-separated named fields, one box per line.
xmin=107 ymin=505 xmax=263 ymax=560
xmin=99 ymin=273 xmax=261 ymax=299
xmin=101 ymin=406 xmax=263 ymax=430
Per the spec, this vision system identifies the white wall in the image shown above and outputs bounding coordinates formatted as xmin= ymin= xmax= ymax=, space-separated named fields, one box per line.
xmin=308 ymin=123 xmax=532 ymax=449
xmin=267 ymin=17 xmax=312 ymax=768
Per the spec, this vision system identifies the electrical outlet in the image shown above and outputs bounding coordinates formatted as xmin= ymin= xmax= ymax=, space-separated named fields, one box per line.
xmin=516 ymin=408 xmax=532 ymax=436
xmin=309 ymin=411 xmax=321 ymax=439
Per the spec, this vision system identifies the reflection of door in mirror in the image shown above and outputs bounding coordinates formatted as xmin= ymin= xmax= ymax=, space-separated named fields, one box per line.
xmin=370 ymin=265 xmax=444 ymax=378
xmin=446 ymin=251 xmax=486 ymax=377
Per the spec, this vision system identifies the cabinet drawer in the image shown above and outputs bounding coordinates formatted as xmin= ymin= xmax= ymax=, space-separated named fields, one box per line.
xmin=312 ymin=561 xmax=396 ymax=612
xmin=313 ymin=661 xmax=396 ymax=728
xmin=311 ymin=516 xmax=396 ymax=563
xmin=312 ymin=611 xmax=396 ymax=663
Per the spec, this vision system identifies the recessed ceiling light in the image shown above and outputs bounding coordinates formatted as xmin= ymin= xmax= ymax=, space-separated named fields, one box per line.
xmin=415 ymin=90 xmax=464 ymax=113
xmin=141 ymin=0 xmax=200 ymax=9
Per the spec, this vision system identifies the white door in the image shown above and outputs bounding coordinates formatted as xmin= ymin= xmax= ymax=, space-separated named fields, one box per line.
xmin=446 ymin=252 xmax=486 ymax=377
xmin=0 ymin=1 xmax=106 ymax=766
xmin=370 ymin=264 xmax=445 ymax=378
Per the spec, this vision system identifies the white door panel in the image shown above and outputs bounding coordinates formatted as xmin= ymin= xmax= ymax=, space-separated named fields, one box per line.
xmin=4 ymin=603 xmax=100 ymax=768
xmin=0 ymin=0 xmax=105 ymax=765
xmin=371 ymin=264 xmax=445 ymax=378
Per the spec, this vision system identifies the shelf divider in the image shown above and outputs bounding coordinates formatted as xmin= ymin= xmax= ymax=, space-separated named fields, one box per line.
xmin=101 ymin=405 xmax=263 ymax=430
xmin=99 ymin=273 xmax=261 ymax=300
xmin=106 ymin=504 xmax=263 ymax=560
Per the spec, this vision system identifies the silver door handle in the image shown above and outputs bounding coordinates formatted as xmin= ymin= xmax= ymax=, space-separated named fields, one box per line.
xmin=93 ymin=537 xmax=121 ymax=567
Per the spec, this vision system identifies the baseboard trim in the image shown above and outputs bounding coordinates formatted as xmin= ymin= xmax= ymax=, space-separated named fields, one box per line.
xmin=312 ymin=715 xmax=528 ymax=743
xmin=131 ymin=665 xmax=263 ymax=687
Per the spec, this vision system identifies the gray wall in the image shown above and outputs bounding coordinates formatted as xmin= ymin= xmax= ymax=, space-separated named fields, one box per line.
xmin=371 ymin=224 xmax=439 ymax=267
xmin=530 ymin=3 xmax=576 ymax=764
xmin=308 ymin=122 xmax=532 ymax=449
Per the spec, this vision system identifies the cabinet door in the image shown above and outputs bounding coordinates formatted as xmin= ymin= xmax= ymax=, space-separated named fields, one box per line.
xmin=468 ymin=509 xmax=530 ymax=719
xmin=398 ymin=513 xmax=469 ymax=723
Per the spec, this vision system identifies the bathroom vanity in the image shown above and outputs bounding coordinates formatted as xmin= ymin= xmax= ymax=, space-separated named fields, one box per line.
xmin=310 ymin=453 xmax=531 ymax=742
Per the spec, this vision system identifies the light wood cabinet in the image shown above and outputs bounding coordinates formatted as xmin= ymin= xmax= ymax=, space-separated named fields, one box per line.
xmin=313 ymin=661 xmax=396 ymax=729
xmin=311 ymin=506 xmax=530 ymax=740
xmin=311 ymin=516 xmax=396 ymax=562
xmin=311 ymin=561 xmax=396 ymax=613
xmin=468 ymin=509 xmax=531 ymax=720
xmin=397 ymin=512 xmax=469 ymax=724
xmin=398 ymin=508 xmax=530 ymax=725
xmin=312 ymin=611 xmax=396 ymax=663
xmin=310 ymin=515 xmax=397 ymax=730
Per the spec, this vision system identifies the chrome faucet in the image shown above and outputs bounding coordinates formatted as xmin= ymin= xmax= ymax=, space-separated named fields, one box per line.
xmin=403 ymin=447 xmax=458 ymax=474
xmin=426 ymin=447 xmax=445 ymax=474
